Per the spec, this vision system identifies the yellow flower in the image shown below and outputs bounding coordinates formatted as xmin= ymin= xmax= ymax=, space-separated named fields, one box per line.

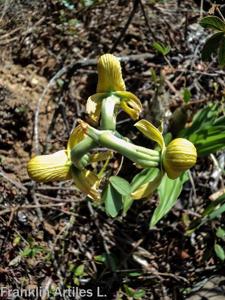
xmin=27 ymin=126 xmax=101 ymax=201
xmin=132 ymin=120 xmax=197 ymax=198
xmin=27 ymin=150 xmax=72 ymax=182
xmin=86 ymin=54 xmax=142 ymax=124
xmin=162 ymin=138 xmax=197 ymax=179
xmin=97 ymin=53 xmax=125 ymax=93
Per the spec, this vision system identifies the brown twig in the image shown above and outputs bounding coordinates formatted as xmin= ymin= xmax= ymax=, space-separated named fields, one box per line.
xmin=110 ymin=0 xmax=139 ymax=52
xmin=138 ymin=0 xmax=157 ymax=40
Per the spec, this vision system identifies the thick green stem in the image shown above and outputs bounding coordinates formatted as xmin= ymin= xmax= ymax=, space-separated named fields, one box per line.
xmin=86 ymin=125 xmax=161 ymax=168
xmin=100 ymin=95 xmax=120 ymax=130
xmin=70 ymin=136 xmax=96 ymax=169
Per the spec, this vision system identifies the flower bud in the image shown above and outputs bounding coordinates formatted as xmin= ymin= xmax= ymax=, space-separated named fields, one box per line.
xmin=162 ymin=138 xmax=197 ymax=179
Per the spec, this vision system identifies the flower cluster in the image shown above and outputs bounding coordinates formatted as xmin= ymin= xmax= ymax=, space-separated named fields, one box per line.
xmin=27 ymin=54 xmax=197 ymax=201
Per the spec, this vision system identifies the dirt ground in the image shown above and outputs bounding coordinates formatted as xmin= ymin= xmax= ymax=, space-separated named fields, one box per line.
xmin=1 ymin=0 xmax=225 ymax=299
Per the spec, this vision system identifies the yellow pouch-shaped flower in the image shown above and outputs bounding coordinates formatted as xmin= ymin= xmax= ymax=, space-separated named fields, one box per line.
xmin=162 ymin=138 xmax=197 ymax=179
xmin=27 ymin=150 xmax=72 ymax=182
xmin=97 ymin=53 xmax=125 ymax=93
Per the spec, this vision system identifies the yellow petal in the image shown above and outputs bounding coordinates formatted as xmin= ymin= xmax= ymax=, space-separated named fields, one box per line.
xmin=131 ymin=171 xmax=164 ymax=200
xmin=135 ymin=119 xmax=165 ymax=150
xmin=86 ymin=93 xmax=106 ymax=125
xmin=116 ymin=91 xmax=142 ymax=120
xmin=97 ymin=54 xmax=125 ymax=93
xmin=67 ymin=125 xmax=86 ymax=155
xmin=163 ymin=138 xmax=197 ymax=179
xmin=71 ymin=167 xmax=101 ymax=201
xmin=27 ymin=150 xmax=72 ymax=182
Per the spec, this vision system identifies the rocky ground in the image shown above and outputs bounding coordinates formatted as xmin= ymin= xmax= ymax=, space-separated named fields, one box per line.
xmin=0 ymin=0 xmax=225 ymax=299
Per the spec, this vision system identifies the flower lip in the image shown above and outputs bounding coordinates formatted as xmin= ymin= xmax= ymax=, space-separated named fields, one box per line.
xmin=97 ymin=54 xmax=126 ymax=93
xmin=27 ymin=150 xmax=72 ymax=182
xmin=162 ymin=138 xmax=197 ymax=179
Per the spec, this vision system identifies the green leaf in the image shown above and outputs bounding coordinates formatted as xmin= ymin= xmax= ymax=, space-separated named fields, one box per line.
xmin=182 ymin=88 xmax=191 ymax=103
xmin=150 ymin=173 xmax=188 ymax=228
xmin=216 ymin=227 xmax=225 ymax=240
xmin=153 ymin=41 xmax=170 ymax=56
xmin=200 ymin=16 xmax=225 ymax=31
xmin=109 ymin=176 xmax=131 ymax=196
xmin=122 ymin=195 xmax=134 ymax=215
xmin=130 ymin=168 xmax=159 ymax=192
xmin=214 ymin=244 xmax=225 ymax=261
xmin=94 ymin=254 xmax=107 ymax=263
xmin=103 ymin=184 xmax=123 ymax=217
xmin=134 ymin=289 xmax=145 ymax=299
xmin=74 ymin=264 xmax=85 ymax=276
xmin=201 ymin=32 xmax=224 ymax=61
xmin=21 ymin=247 xmax=32 ymax=257
xmin=128 ymin=271 xmax=142 ymax=277
xmin=219 ymin=35 xmax=225 ymax=66
xmin=124 ymin=285 xmax=135 ymax=297
xmin=179 ymin=104 xmax=225 ymax=156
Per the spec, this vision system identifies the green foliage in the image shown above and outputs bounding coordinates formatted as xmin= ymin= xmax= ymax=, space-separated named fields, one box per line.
xmin=150 ymin=172 xmax=188 ymax=228
xmin=200 ymin=16 xmax=225 ymax=31
xmin=200 ymin=16 xmax=225 ymax=67
xmin=123 ymin=285 xmax=145 ymax=299
xmin=21 ymin=245 xmax=44 ymax=258
xmin=216 ymin=227 xmax=225 ymax=240
xmin=109 ymin=176 xmax=131 ymax=196
xmin=152 ymin=41 xmax=170 ymax=56
xmin=103 ymin=183 xmax=123 ymax=217
xmin=186 ymin=192 xmax=225 ymax=235
xmin=182 ymin=88 xmax=192 ymax=103
xmin=179 ymin=103 xmax=225 ymax=156
xmin=214 ymin=243 xmax=225 ymax=261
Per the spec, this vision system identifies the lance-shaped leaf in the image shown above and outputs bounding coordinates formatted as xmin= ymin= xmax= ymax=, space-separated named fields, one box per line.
xmin=150 ymin=173 xmax=188 ymax=228
xmin=200 ymin=16 xmax=225 ymax=31
xmin=131 ymin=170 xmax=164 ymax=200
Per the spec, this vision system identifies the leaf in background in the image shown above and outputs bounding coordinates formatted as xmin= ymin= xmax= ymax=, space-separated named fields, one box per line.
xmin=74 ymin=264 xmax=85 ymax=276
xmin=186 ymin=193 xmax=225 ymax=235
xmin=182 ymin=88 xmax=192 ymax=103
xmin=153 ymin=41 xmax=170 ymax=56
xmin=218 ymin=35 xmax=225 ymax=67
xmin=200 ymin=16 xmax=225 ymax=31
xmin=214 ymin=244 xmax=225 ymax=261
xmin=150 ymin=173 xmax=188 ymax=228
xmin=109 ymin=176 xmax=131 ymax=196
xmin=179 ymin=104 xmax=225 ymax=156
xmin=216 ymin=227 xmax=225 ymax=240
xmin=102 ymin=184 xmax=123 ymax=217
xmin=201 ymin=32 xmax=224 ymax=61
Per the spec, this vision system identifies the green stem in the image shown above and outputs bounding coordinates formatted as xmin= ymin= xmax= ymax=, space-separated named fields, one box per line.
xmin=100 ymin=95 xmax=120 ymax=130
xmin=86 ymin=126 xmax=161 ymax=168
xmin=70 ymin=136 xmax=96 ymax=169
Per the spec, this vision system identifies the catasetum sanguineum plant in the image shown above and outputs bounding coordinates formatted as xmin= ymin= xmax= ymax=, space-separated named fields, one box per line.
xmin=27 ymin=53 xmax=197 ymax=218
